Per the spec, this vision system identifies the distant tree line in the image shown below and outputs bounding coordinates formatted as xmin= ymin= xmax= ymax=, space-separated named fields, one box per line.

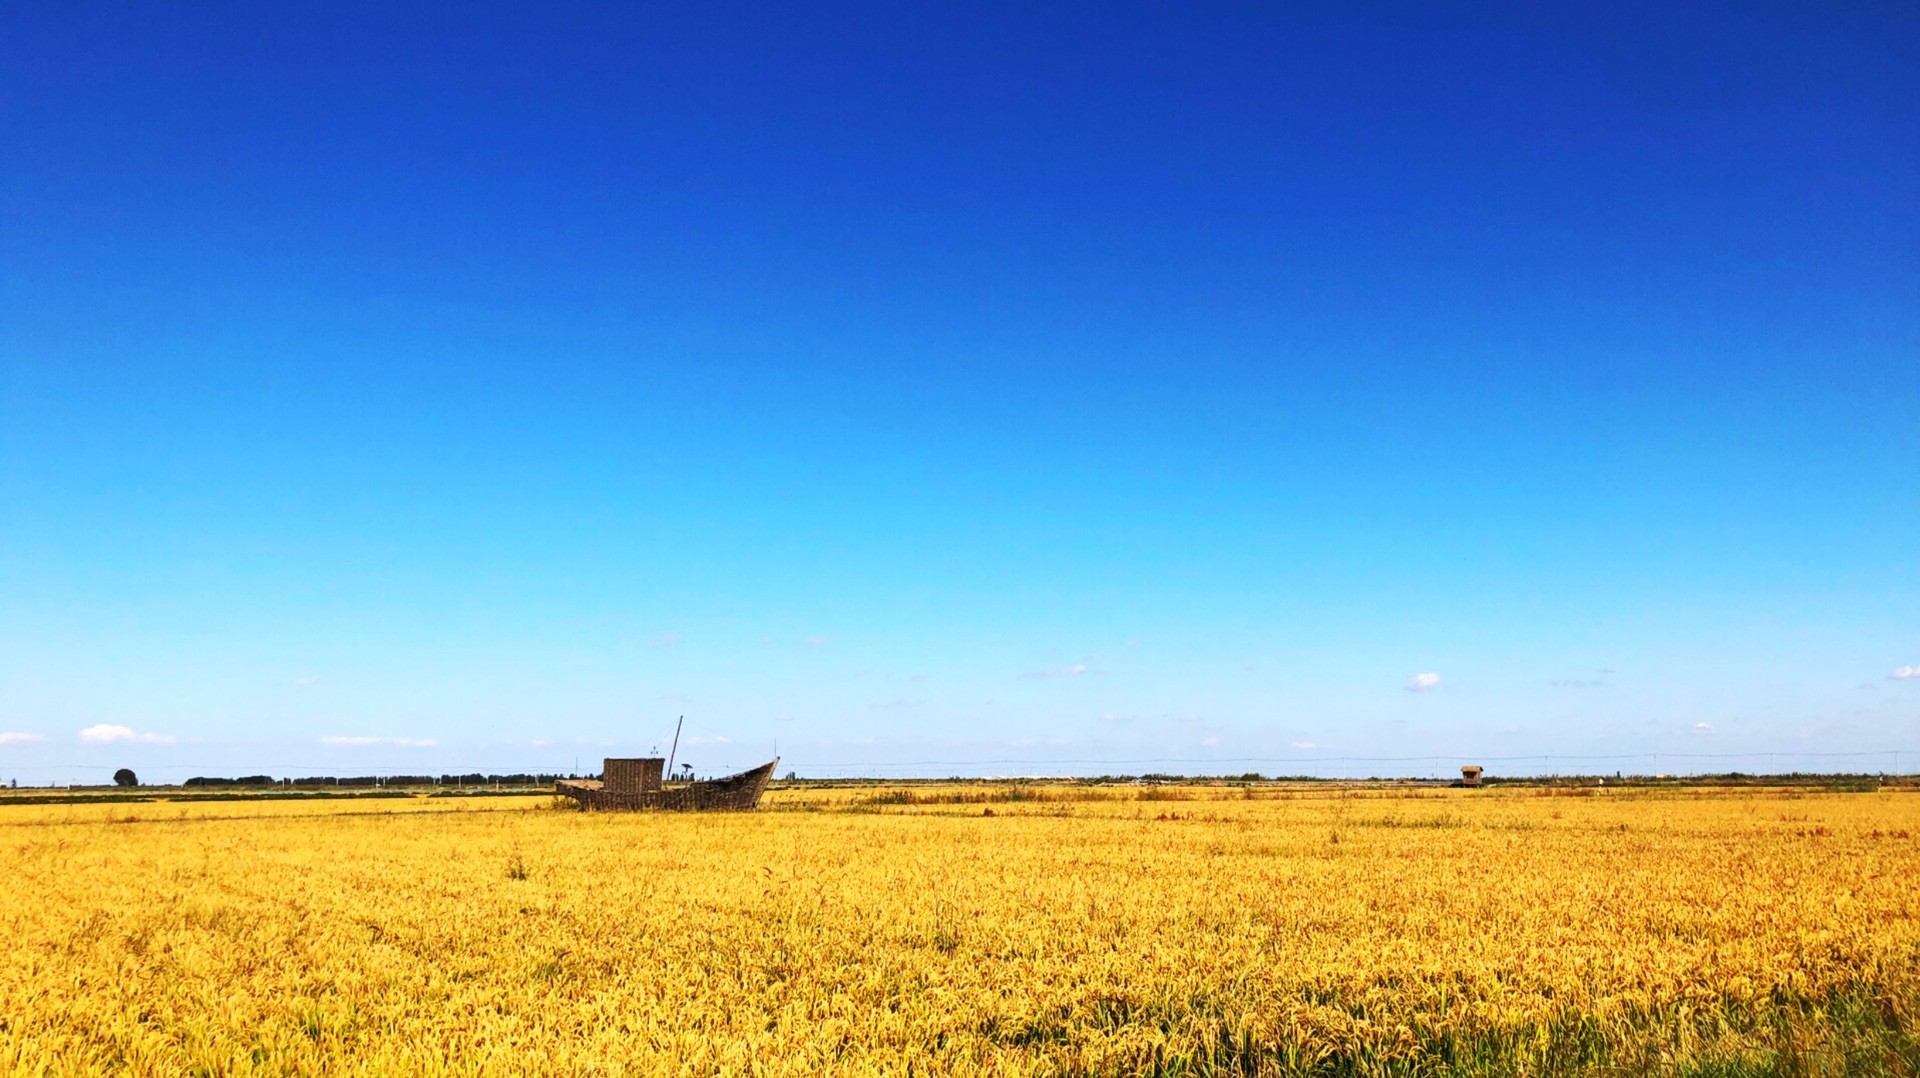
xmin=183 ymin=774 xmax=569 ymax=787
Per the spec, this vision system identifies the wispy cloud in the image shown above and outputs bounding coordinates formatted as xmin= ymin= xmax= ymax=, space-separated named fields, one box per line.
xmin=686 ymin=735 xmax=729 ymax=744
xmin=1891 ymin=665 xmax=1920 ymax=680
xmin=1693 ymin=722 xmax=1712 ymax=730
xmin=868 ymin=698 xmax=920 ymax=711
xmin=652 ymin=630 xmax=680 ymax=649
xmin=804 ymin=635 xmax=827 ymax=647
xmin=0 ymin=732 xmax=45 ymax=745
xmin=292 ymin=676 xmax=320 ymax=687
xmin=1404 ymin=672 xmax=1441 ymax=693
xmin=1020 ymin=663 xmax=1088 ymax=680
xmin=320 ymin=736 xmax=437 ymax=747
xmin=1291 ymin=740 xmax=1317 ymax=750
xmin=1549 ymin=679 xmax=1603 ymax=689
xmin=1201 ymin=737 xmax=1219 ymax=747
xmin=78 ymin=724 xmax=173 ymax=744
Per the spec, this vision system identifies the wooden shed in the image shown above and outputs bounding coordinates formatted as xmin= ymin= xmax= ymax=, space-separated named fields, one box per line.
xmin=1460 ymin=765 xmax=1483 ymax=787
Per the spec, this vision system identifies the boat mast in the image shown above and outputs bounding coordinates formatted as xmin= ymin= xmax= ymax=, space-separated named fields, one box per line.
xmin=666 ymin=715 xmax=683 ymax=783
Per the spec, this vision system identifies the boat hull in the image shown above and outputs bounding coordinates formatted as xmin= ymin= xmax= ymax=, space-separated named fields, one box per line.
xmin=556 ymin=758 xmax=778 ymax=812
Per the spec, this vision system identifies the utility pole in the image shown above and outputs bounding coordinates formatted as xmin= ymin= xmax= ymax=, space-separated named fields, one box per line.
xmin=666 ymin=715 xmax=683 ymax=785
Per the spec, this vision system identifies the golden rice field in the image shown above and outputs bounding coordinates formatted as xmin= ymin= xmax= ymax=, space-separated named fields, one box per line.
xmin=3 ymin=783 xmax=1918 ymax=1076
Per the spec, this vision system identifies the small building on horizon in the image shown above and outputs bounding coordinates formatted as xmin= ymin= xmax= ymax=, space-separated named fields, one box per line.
xmin=1460 ymin=765 xmax=1483 ymax=787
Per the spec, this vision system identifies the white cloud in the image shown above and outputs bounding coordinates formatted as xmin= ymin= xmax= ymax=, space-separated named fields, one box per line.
xmin=1404 ymin=672 xmax=1441 ymax=692
xmin=1291 ymin=741 xmax=1316 ymax=750
xmin=1201 ymin=737 xmax=1219 ymax=747
xmin=0 ymin=732 xmax=45 ymax=744
xmin=78 ymin=724 xmax=172 ymax=744
xmin=804 ymin=635 xmax=827 ymax=647
xmin=1891 ymin=665 xmax=1920 ymax=680
xmin=320 ymin=736 xmax=437 ymax=748
xmin=1021 ymin=663 xmax=1088 ymax=680
xmin=1694 ymin=722 xmax=1712 ymax=730
xmin=653 ymin=630 xmax=680 ymax=649
xmin=686 ymin=735 xmax=730 ymax=744
xmin=1549 ymin=679 xmax=1603 ymax=689
xmin=292 ymin=676 xmax=320 ymax=687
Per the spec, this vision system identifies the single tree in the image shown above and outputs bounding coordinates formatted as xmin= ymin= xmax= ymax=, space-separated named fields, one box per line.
xmin=112 ymin=768 xmax=137 ymax=787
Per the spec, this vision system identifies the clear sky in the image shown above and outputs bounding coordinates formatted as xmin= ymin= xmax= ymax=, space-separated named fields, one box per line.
xmin=3 ymin=2 xmax=1916 ymax=783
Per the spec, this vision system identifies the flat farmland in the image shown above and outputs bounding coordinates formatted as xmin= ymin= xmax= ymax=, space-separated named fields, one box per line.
xmin=2 ymin=785 xmax=1917 ymax=1076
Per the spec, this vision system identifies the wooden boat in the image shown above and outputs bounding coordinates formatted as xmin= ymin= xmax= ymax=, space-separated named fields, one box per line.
xmin=556 ymin=756 xmax=778 ymax=812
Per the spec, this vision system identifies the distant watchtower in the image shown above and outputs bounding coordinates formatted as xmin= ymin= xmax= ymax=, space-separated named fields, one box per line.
xmin=1460 ymin=765 xmax=1483 ymax=787
xmin=602 ymin=758 xmax=665 ymax=795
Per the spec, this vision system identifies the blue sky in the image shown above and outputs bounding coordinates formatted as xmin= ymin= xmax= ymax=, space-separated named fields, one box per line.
xmin=3 ymin=2 xmax=1916 ymax=782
